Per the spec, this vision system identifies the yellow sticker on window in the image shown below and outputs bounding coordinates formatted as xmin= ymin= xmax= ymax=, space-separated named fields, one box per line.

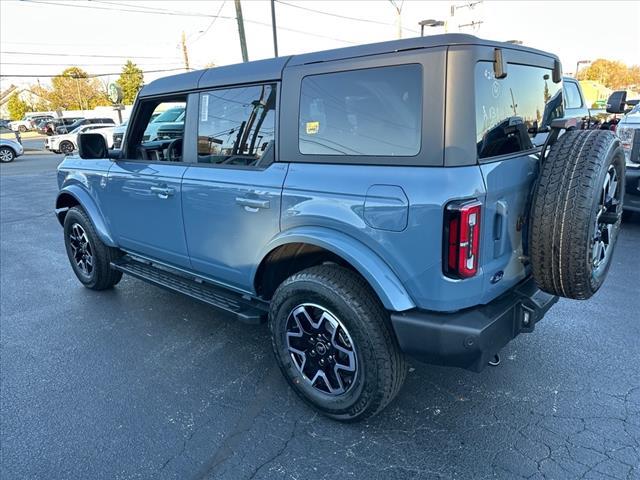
xmin=306 ymin=121 xmax=319 ymax=135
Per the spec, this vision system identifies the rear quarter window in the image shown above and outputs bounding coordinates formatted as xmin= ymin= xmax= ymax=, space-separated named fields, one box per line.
xmin=298 ymin=64 xmax=422 ymax=157
xmin=475 ymin=62 xmax=563 ymax=160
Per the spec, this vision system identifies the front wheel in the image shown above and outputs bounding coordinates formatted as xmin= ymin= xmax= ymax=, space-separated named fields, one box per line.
xmin=0 ymin=146 xmax=15 ymax=163
xmin=269 ymin=265 xmax=407 ymax=422
xmin=63 ymin=207 xmax=123 ymax=290
xmin=18 ymin=125 xmax=27 ymax=133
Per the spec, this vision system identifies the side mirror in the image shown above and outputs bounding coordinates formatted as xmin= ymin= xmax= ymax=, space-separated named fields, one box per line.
xmin=77 ymin=133 xmax=108 ymax=159
xmin=606 ymin=90 xmax=627 ymax=114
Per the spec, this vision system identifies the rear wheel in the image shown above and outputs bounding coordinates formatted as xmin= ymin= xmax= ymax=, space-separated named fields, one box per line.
xmin=0 ymin=146 xmax=15 ymax=163
xmin=269 ymin=265 xmax=407 ymax=421
xmin=18 ymin=125 xmax=27 ymax=133
xmin=529 ymin=130 xmax=625 ymax=299
xmin=63 ymin=207 xmax=123 ymax=290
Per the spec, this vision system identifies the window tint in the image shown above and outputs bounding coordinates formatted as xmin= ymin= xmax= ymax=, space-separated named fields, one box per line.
xmin=141 ymin=102 xmax=186 ymax=143
xmin=127 ymin=99 xmax=187 ymax=162
xmin=475 ymin=62 xmax=563 ymax=159
xmin=197 ymin=84 xmax=276 ymax=167
xmin=564 ymin=82 xmax=583 ymax=109
xmin=298 ymin=64 xmax=422 ymax=156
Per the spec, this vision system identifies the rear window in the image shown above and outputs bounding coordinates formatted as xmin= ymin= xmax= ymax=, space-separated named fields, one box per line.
xmin=475 ymin=62 xmax=563 ymax=159
xmin=563 ymin=82 xmax=583 ymax=109
xmin=298 ymin=64 xmax=422 ymax=157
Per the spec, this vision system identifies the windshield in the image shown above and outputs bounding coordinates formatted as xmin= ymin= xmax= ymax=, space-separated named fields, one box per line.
xmin=152 ymin=107 xmax=185 ymax=123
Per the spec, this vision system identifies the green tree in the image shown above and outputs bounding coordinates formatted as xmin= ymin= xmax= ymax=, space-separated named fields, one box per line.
xmin=6 ymin=93 xmax=29 ymax=120
xmin=47 ymin=67 xmax=110 ymax=110
xmin=116 ymin=60 xmax=144 ymax=105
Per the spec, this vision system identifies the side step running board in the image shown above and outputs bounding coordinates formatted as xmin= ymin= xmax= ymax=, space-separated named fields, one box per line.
xmin=111 ymin=256 xmax=267 ymax=324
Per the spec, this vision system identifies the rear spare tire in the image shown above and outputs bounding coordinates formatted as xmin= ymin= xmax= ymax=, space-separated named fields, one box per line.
xmin=529 ymin=130 xmax=625 ymax=299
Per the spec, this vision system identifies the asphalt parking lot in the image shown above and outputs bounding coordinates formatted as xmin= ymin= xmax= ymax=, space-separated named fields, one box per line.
xmin=1 ymin=151 xmax=639 ymax=480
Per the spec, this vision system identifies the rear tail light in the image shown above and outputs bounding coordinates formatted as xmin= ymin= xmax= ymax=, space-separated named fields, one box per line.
xmin=444 ymin=200 xmax=481 ymax=279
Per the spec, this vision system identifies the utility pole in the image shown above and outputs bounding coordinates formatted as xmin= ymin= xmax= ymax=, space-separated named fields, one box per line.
xmin=270 ymin=0 xmax=278 ymax=57
xmin=235 ymin=0 xmax=249 ymax=62
xmin=181 ymin=31 xmax=190 ymax=71
xmin=388 ymin=0 xmax=403 ymax=39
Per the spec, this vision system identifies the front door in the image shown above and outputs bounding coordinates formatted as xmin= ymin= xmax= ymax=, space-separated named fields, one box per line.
xmin=181 ymin=84 xmax=286 ymax=291
xmin=103 ymin=97 xmax=191 ymax=268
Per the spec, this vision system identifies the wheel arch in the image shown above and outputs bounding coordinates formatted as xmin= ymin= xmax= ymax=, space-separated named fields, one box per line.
xmin=253 ymin=228 xmax=415 ymax=312
xmin=55 ymin=185 xmax=117 ymax=247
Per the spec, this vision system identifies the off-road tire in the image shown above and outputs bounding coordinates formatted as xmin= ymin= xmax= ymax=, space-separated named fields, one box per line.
xmin=269 ymin=264 xmax=407 ymax=422
xmin=63 ymin=207 xmax=123 ymax=290
xmin=529 ymin=130 xmax=625 ymax=299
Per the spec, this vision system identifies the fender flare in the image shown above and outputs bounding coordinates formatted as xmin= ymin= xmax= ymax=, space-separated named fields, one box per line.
xmin=253 ymin=226 xmax=415 ymax=312
xmin=55 ymin=184 xmax=117 ymax=247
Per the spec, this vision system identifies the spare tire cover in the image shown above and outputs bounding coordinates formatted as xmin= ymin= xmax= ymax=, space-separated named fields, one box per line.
xmin=529 ymin=130 xmax=625 ymax=299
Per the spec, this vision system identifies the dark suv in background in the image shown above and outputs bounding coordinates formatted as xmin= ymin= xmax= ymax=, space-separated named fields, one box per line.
xmin=55 ymin=117 xmax=115 ymax=135
xmin=39 ymin=117 xmax=84 ymax=136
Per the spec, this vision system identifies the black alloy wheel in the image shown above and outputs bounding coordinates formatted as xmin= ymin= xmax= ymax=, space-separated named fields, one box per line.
xmin=285 ymin=303 xmax=357 ymax=395
xmin=68 ymin=223 xmax=94 ymax=278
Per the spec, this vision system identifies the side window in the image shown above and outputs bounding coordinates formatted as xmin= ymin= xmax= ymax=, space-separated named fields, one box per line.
xmin=564 ymin=82 xmax=583 ymax=109
xmin=197 ymin=84 xmax=276 ymax=167
xmin=475 ymin=62 xmax=563 ymax=159
xmin=298 ymin=64 xmax=422 ymax=156
xmin=127 ymin=98 xmax=187 ymax=162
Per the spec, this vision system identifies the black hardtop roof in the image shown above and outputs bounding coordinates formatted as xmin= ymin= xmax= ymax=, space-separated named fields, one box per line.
xmin=138 ymin=33 xmax=559 ymax=98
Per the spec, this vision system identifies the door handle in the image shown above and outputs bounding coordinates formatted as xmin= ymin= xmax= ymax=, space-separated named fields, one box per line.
xmin=150 ymin=186 xmax=175 ymax=199
xmin=235 ymin=197 xmax=270 ymax=210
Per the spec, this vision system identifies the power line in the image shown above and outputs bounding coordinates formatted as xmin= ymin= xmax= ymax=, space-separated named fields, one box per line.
xmin=22 ymin=0 xmax=227 ymax=18
xmin=0 ymin=67 xmax=186 ymax=78
xmin=19 ymin=0 xmax=356 ymax=44
xmin=275 ymin=0 xmax=418 ymax=34
xmin=191 ymin=1 xmax=227 ymax=45
xmin=21 ymin=0 xmax=211 ymax=17
xmin=1 ymin=62 xmax=184 ymax=67
xmin=1 ymin=51 xmax=180 ymax=59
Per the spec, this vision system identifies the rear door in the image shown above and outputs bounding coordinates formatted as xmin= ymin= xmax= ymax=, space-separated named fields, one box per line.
xmin=473 ymin=59 xmax=563 ymax=299
xmin=103 ymin=96 xmax=192 ymax=268
xmin=181 ymin=83 xmax=287 ymax=291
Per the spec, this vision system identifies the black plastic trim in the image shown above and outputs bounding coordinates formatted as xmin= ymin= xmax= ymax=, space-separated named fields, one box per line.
xmin=390 ymin=277 xmax=558 ymax=372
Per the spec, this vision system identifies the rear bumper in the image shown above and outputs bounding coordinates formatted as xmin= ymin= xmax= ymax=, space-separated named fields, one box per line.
xmin=624 ymin=166 xmax=640 ymax=212
xmin=390 ymin=277 xmax=558 ymax=372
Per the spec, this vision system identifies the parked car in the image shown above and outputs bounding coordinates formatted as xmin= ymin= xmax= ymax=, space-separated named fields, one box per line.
xmin=55 ymin=117 xmax=115 ymax=135
xmin=56 ymin=34 xmax=625 ymax=421
xmin=0 ymin=119 xmax=10 ymax=129
xmin=141 ymin=106 xmax=185 ymax=142
xmin=0 ymin=137 xmax=24 ymax=162
xmin=111 ymin=120 xmax=128 ymax=149
xmin=607 ymin=91 xmax=640 ymax=213
xmin=39 ymin=117 xmax=84 ymax=136
xmin=0 ymin=126 xmax=20 ymax=143
xmin=10 ymin=114 xmax=55 ymax=132
xmin=112 ymin=113 xmax=165 ymax=149
xmin=45 ymin=123 xmax=115 ymax=154
xmin=91 ymin=125 xmax=116 ymax=148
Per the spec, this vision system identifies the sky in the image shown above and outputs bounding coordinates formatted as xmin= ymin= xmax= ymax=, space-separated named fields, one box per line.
xmin=0 ymin=0 xmax=639 ymax=95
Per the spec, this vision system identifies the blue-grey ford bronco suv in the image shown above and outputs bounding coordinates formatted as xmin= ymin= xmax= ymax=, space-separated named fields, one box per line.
xmin=56 ymin=34 xmax=625 ymax=421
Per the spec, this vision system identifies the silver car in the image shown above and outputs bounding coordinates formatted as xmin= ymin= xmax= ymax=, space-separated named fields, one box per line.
xmin=0 ymin=137 xmax=24 ymax=163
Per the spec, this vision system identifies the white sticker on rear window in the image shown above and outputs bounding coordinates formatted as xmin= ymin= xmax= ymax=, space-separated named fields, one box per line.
xmin=200 ymin=95 xmax=209 ymax=122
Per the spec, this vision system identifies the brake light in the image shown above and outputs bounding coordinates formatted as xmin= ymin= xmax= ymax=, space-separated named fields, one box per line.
xmin=444 ymin=200 xmax=481 ymax=278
